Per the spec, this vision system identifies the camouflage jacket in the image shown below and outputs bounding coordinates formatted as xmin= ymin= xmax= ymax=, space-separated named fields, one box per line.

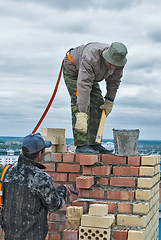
xmin=2 ymin=154 xmax=66 ymax=240
xmin=63 ymin=42 xmax=124 ymax=112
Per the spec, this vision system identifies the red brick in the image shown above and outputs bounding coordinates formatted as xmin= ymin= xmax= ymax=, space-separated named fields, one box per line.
xmin=102 ymin=155 xmax=126 ymax=165
xmin=63 ymin=153 xmax=75 ymax=162
xmin=108 ymin=202 xmax=117 ymax=213
xmin=57 ymin=163 xmax=80 ymax=173
xmin=49 ymin=232 xmax=61 ymax=240
xmin=69 ymin=193 xmax=77 ymax=202
xmin=69 ymin=174 xmax=81 ymax=182
xmin=97 ymin=177 xmax=109 ymax=185
xmin=52 ymin=173 xmax=67 ymax=182
xmin=110 ymin=177 xmax=136 ymax=187
xmin=63 ymin=229 xmax=78 ymax=240
xmin=59 ymin=223 xmax=66 ymax=232
xmin=107 ymin=190 xmax=134 ymax=201
xmin=112 ymin=229 xmax=128 ymax=240
xmin=83 ymin=165 xmax=111 ymax=176
xmin=127 ymin=156 xmax=141 ymax=166
xmin=118 ymin=203 xmax=132 ymax=213
xmin=50 ymin=212 xmax=66 ymax=222
xmin=51 ymin=153 xmax=62 ymax=162
xmin=72 ymin=200 xmax=89 ymax=213
xmin=59 ymin=203 xmax=71 ymax=212
xmin=78 ymin=189 xmax=104 ymax=199
xmin=113 ymin=166 xmax=139 ymax=176
xmin=77 ymin=154 xmax=99 ymax=165
xmin=43 ymin=162 xmax=55 ymax=172
xmin=76 ymin=176 xmax=94 ymax=189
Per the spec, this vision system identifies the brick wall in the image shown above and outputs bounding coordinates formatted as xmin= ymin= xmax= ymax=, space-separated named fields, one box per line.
xmin=0 ymin=153 xmax=160 ymax=240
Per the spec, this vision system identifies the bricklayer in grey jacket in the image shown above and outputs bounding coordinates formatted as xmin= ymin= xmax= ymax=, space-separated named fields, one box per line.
xmin=63 ymin=42 xmax=124 ymax=113
xmin=2 ymin=154 xmax=66 ymax=240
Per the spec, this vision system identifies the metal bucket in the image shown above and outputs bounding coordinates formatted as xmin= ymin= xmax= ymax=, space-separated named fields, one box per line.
xmin=113 ymin=129 xmax=140 ymax=156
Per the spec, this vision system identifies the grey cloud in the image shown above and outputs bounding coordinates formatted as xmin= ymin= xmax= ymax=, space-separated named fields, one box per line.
xmin=11 ymin=0 xmax=141 ymax=11
xmin=1 ymin=0 xmax=161 ymax=139
xmin=148 ymin=30 xmax=161 ymax=43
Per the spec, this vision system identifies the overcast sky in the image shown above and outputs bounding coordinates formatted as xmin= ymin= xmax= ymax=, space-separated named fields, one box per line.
xmin=0 ymin=0 xmax=161 ymax=140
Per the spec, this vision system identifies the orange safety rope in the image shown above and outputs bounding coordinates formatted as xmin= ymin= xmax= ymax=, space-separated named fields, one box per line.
xmin=32 ymin=59 xmax=64 ymax=134
xmin=0 ymin=164 xmax=12 ymax=206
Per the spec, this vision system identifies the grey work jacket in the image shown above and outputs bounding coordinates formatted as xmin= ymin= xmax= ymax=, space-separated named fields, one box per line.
xmin=63 ymin=42 xmax=124 ymax=113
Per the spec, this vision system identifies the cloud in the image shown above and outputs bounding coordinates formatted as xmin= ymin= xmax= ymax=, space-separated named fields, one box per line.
xmin=0 ymin=0 xmax=161 ymax=139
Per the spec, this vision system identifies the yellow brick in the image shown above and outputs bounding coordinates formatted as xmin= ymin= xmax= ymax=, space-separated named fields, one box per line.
xmin=141 ymin=155 xmax=156 ymax=166
xmin=135 ymin=189 xmax=151 ymax=200
xmin=133 ymin=203 xmax=149 ymax=214
xmin=41 ymin=128 xmax=65 ymax=137
xmin=153 ymin=155 xmax=160 ymax=164
xmin=128 ymin=230 xmax=145 ymax=240
xmin=45 ymin=145 xmax=57 ymax=153
xmin=154 ymin=165 xmax=160 ymax=175
xmin=89 ymin=204 xmax=108 ymax=216
xmin=137 ymin=178 xmax=153 ymax=188
xmin=117 ymin=214 xmax=147 ymax=227
xmin=79 ymin=226 xmax=110 ymax=240
xmin=58 ymin=136 xmax=66 ymax=144
xmin=43 ymin=135 xmax=59 ymax=144
xmin=57 ymin=144 xmax=67 ymax=153
xmin=66 ymin=206 xmax=83 ymax=218
xmin=81 ymin=214 xmax=115 ymax=228
xmin=139 ymin=166 xmax=154 ymax=177
xmin=66 ymin=218 xmax=80 ymax=229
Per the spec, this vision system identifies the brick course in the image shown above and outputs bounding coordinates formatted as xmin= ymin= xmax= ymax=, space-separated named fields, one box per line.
xmin=0 ymin=153 xmax=159 ymax=240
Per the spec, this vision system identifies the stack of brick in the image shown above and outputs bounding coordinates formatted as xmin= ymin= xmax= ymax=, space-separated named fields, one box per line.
xmin=41 ymin=128 xmax=67 ymax=153
xmin=0 ymin=153 xmax=159 ymax=240
xmin=63 ymin=206 xmax=83 ymax=240
xmin=74 ymin=154 xmax=160 ymax=240
xmin=79 ymin=203 xmax=114 ymax=240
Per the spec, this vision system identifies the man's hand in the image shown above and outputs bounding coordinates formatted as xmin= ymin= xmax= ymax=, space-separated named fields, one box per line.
xmin=75 ymin=112 xmax=88 ymax=134
xmin=100 ymin=99 xmax=114 ymax=116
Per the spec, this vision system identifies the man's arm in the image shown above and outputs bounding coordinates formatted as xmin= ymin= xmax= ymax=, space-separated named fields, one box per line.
xmin=38 ymin=175 xmax=67 ymax=212
xmin=105 ymin=66 xmax=124 ymax=100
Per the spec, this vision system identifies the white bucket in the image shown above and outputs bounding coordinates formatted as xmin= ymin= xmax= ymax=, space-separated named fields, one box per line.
xmin=113 ymin=129 xmax=140 ymax=156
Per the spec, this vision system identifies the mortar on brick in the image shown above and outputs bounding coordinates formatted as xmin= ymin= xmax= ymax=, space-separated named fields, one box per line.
xmin=41 ymin=153 xmax=160 ymax=240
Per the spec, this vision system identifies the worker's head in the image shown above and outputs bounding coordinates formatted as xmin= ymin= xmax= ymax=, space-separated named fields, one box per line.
xmin=22 ymin=133 xmax=52 ymax=161
xmin=102 ymin=42 xmax=128 ymax=67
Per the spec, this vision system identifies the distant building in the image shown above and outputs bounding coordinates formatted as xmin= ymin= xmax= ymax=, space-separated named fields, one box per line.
xmin=0 ymin=149 xmax=21 ymax=166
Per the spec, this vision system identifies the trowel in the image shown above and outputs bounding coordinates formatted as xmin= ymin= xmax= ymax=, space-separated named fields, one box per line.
xmin=95 ymin=110 xmax=106 ymax=144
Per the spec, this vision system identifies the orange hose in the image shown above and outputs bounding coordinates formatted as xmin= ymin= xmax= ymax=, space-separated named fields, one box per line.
xmin=32 ymin=60 xmax=64 ymax=134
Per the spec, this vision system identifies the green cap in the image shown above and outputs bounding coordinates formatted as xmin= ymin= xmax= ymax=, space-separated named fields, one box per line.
xmin=102 ymin=42 xmax=128 ymax=66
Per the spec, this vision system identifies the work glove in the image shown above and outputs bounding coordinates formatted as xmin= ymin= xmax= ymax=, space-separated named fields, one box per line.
xmin=75 ymin=112 xmax=88 ymax=134
xmin=100 ymin=99 xmax=114 ymax=116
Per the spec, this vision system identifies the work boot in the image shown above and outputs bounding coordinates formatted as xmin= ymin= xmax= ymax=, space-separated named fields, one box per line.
xmin=90 ymin=144 xmax=113 ymax=154
xmin=75 ymin=146 xmax=99 ymax=154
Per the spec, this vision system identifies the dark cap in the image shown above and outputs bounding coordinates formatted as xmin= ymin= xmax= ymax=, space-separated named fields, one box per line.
xmin=22 ymin=133 xmax=52 ymax=153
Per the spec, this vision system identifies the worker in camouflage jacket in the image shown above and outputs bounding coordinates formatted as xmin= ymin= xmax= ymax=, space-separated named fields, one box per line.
xmin=2 ymin=133 xmax=70 ymax=240
xmin=63 ymin=42 xmax=128 ymax=153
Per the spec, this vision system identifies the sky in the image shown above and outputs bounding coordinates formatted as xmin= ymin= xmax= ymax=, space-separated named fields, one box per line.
xmin=0 ymin=0 xmax=161 ymax=140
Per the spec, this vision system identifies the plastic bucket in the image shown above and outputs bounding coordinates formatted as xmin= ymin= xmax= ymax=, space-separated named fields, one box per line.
xmin=113 ymin=129 xmax=140 ymax=156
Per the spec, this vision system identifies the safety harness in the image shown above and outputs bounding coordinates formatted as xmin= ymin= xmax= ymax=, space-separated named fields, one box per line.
xmin=0 ymin=164 xmax=12 ymax=218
